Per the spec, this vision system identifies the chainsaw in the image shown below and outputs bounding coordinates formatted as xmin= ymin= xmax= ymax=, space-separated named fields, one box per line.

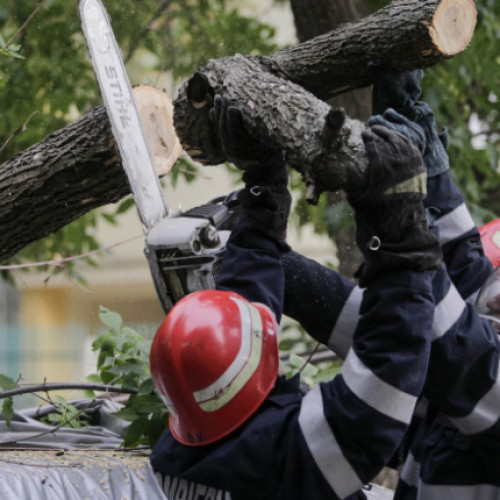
xmin=79 ymin=0 xmax=238 ymax=313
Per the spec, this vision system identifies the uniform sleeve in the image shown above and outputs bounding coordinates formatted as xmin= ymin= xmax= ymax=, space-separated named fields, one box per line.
xmin=426 ymin=171 xmax=493 ymax=299
xmin=423 ymin=265 xmax=500 ymax=439
xmin=282 ymin=250 xmax=361 ymax=359
xmin=216 ymin=214 xmax=289 ymax=322
xmin=283 ymin=269 xmax=434 ymax=498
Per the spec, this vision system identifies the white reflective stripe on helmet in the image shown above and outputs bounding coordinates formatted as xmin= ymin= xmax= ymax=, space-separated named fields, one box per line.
xmin=342 ymin=350 xmax=416 ymax=424
xmin=434 ymin=203 xmax=475 ymax=246
xmin=193 ymin=297 xmax=263 ymax=412
xmin=298 ymin=384 xmax=363 ymax=499
xmin=432 ymin=284 xmax=465 ymax=340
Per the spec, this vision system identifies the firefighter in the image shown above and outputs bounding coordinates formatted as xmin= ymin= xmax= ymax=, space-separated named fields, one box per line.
xmin=149 ymin=94 xmax=442 ymax=500
xmin=282 ymin=68 xmax=500 ymax=499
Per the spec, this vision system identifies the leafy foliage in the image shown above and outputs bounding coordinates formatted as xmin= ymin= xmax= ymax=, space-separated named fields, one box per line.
xmin=86 ymin=306 xmax=168 ymax=448
xmin=0 ymin=33 xmax=23 ymax=59
xmin=41 ymin=395 xmax=91 ymax=429
xmin=0 ymin=374 xmax=18 ymax=426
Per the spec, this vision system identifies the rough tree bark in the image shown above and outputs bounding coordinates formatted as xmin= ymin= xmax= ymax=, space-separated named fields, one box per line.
xmin=290 ymin=0 xmax=370 ymax=279
xmin=0 ymin=86 xmax=180 ymax=263
xmin=174 ymin=0 xmax=477 ymax=202
xmin=290 ymin=0 xmax=371 ymax=121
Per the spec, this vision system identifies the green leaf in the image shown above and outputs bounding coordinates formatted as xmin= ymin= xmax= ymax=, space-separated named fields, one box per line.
xmin=300 ymin=362 xmax=318 ymax=379
xmin=0 ymin=374 xmax=18 ymax=390
xmin=99 ymin=306 xmax=122 ymax=332
xmin=288 ymin=353 xmax=306 ymax=370
xmin=138 ymin=378 xmax=155 ymax=395
xmin=115 ymin=197 xmax=135 ymax=215
xmin=2 ymin=397 xmax=13 ymax=427
xmin=122 ymin=417 xmax=150 ymax=448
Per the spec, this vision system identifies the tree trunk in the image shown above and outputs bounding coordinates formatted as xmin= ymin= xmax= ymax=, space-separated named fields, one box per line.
xmin=0 ymin=86 xmax=179 ymax=263
xmin=174 ymin=0 xmax=476 ymax=201
xmin=290 ymin=0 xmax=370 ymax=277
xmin=290 ymin=0 xmax=372 ymax=120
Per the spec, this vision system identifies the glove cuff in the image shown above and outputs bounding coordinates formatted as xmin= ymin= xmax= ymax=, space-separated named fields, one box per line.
xmin=355 ymin=229 xmax=442 ymax=287
xmin=241 ymin=153 xmax=288 ymax=188
xmin=237 ymin=185 xmax=291 ymax=241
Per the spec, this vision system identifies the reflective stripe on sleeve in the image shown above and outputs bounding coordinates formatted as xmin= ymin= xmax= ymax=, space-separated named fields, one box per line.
xmin=419 ymin=483 xmax=500 ymax=500
xmin=327 ymin=286 xmax=362 ymax=359
xmin=342 ymin=350 xmax=416 ymax=424
xmin=432 ymin=284 xmax=465 ymax=340
xmin=398 ymin=451 xmax=422 ymax=489
xmin=451 ymin=366 xmax=500 ymax=435
xmin=434 ymin=203 xmax=476 ymax=246
xmin=298 ymin=384 xmax=363 ymax=499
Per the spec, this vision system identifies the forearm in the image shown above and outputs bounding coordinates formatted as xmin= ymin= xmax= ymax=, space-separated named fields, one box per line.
xmin=282 ymin=251 xmax=360 ymax=358
xmin=426 ymin=171 xmax=493 ymax=298
xmin=423 ymin=267 xmax=500 ymax=438
xmin=297 ymin=269 xmax=433 ymax=493
xmin=216 ymin=214 xmax=289 ymax=322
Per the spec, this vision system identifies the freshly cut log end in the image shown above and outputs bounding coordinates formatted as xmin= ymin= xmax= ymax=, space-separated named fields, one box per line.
xmin=429 ymin=0 xmax=477 ymax=56
xmin=133 ymin=84 xmax=182 ymax=176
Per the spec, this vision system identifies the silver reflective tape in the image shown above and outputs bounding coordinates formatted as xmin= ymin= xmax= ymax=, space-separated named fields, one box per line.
xmin=364 ymin=484 xmax=395 ymax=500
xmin=328 ymin=286 xmax=363 ymax=359
xmin=451 ymin=365 xmax=500 ymax=435
xmin=435 ymin=203 xmax=476 ymax=246
xmin=193 ymin=298 xmax=263 ymax=412
xmin=298 ymin=385 xmax=363 ymax=499
xmin=383 ymin=172 xmax=427 ymax=196
xmin=419 ymin=483 xmax=500 ymax=500
xmin=432 ymin=284 xmax=465 ymax=340
xmin=342 ymin=350 xmax=416 ymax=424
xmin=398 ymin=451 xmax=421 ymax=489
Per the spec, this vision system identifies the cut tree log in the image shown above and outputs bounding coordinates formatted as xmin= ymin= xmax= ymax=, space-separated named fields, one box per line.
xmin=0 ymin=0 xmax=476 ymax=262
xmin=0 ymin=85 xmax=180 ymax=263
xmin=174 ymin=0 xmax=477 ymax=199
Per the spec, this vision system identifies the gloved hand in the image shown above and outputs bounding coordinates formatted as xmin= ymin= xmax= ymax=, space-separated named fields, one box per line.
xmin=368 ymin=62 xmax=449 ymax=177
xmin=404 ymin=101 xmax=450 ymax=177
xmin=368 ymin=61 xmax=424 ymax=116
xmin=347 ymin=125 xmax=442 ymax=287
xmin=209 ymin=94 xmax=287 ymax=186
xmin=368 ymin=108 xmax=426 ymax=153
xmin=209 ymin=94 xmax=291 ymax=240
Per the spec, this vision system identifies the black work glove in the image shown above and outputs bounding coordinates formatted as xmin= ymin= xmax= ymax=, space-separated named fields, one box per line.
xmin=347 ymin=125 xmax=442 ymax=287
xmin=369 ymin=63 xmax=449 ymax=177
xmin=369 ymin=62 xmax=424 ymax=116
xmin=404 ymin=102 xmax=450 ymax=177
xmin=209 ymin=94 xmax=287 ymax=186
xmin=209 ymin=94 xmax=291 ymax=240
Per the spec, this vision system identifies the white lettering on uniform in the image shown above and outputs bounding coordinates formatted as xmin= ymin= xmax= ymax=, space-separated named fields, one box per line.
xmin=176 ymin=478 xmax=189 ymax=500
xmin=158 ymin=474 xmax=232 ymax=500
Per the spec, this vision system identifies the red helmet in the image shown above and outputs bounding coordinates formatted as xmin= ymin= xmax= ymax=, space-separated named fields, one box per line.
xmin=150 ymin=289 xmax=279 ymax=446
xmin=479 ymin=219 xmax=500 ymax=268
